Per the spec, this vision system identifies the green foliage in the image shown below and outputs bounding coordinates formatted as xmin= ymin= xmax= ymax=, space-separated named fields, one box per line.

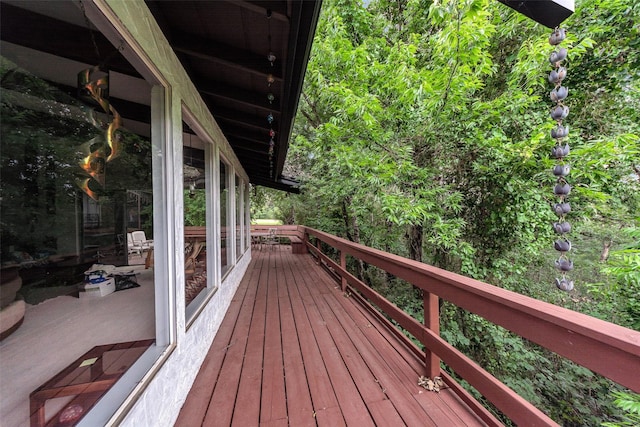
xmin=268 ymin=0 xmax=640 ymax=424
xmin=183 ymin=190 xmax=206 ymax=226
xmin=586 ymin=226 xmax=640 ymax=329
xmin=603 ymin=391 xmax=640 ymax=427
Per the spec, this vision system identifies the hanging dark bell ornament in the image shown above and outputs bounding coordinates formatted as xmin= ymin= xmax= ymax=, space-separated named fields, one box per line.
xmin=549 ymin=28 xmax=567 ymax=46
xmin=553 ymin=221 xmax=571 ymax=234
xmin=555 ymin=277 xmax=574 ymax=291
xmin=554 ymin=183 xmax=571 ymax=196
xmin=553 ymin=164 xmax=571 ymax=176
xmin=551 ymin=125 xmax=569 ymax=139
xmin=549 ymin=48 xmax=568 ymax=66
xmin=550 ymin=86 xmax=569 ymax=102
xmin=267 ymin=52 xmax=276 ymax=66
xmin=550 ymin=105 xmax=570 ymax=120
xmin=548 ymin=67 xmax=567 ymax=84
xmin=555 ymin=258 xmax=574 ymax=271
xmin=553 ymin=202 xmax=571 ymax=216
xmin=551 ymin=143 xmax=570 ymax=159
xmin=554 ymin=238 xmax=572 ymax=252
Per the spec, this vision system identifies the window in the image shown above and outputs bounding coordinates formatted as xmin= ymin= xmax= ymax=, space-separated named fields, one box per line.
xmin=0 ymin=3 xmax=158 ymax=425
xmin=235 ymin=174 xmax=242 ymax=260
xmin=220 ymin=160 xmax=231 ymax=276
xmin=183 ymin=120 xmax=212 ymax=313
xmin=245 ymin=183 xmax=251 ymax=250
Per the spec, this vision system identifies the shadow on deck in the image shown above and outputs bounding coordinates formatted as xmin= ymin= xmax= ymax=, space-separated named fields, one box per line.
xmin=176 ymin=247 xmax=487 ymax=426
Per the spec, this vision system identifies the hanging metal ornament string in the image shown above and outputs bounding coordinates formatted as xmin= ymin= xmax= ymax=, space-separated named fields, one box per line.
xmin=266 ymin=8 xmax=276 ymax=179
xmin=548 ymin=27 xmax=574 ymax=291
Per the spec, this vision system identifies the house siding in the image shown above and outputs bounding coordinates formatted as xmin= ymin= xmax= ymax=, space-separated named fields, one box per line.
xmin=121 ymin=254 xmax=250 ymax=426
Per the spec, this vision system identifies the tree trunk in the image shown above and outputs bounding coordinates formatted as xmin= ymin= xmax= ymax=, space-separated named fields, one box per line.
xmin=342 ymin=196 xmax=365 ymax=280
xmin=600 ymin=238 xmax=613 ymax=262
xmin=407 ymin=224 xmax=423 ymax=298
xmin=408 ymin=224 xmax=423 ymax=262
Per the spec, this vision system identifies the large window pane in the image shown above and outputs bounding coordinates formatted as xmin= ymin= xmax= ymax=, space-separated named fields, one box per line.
xmin=0 ymin=8 xmax=156 ymax=425
xmin=245 ymin=183 xmax=251 ymax=250
xmin=183 ymin=123 xmax=209 ymax=310
xmin=235 ymin=174 xmax=242 ymax=260
xmin=220 ymin=160 xmax=231 ymax=276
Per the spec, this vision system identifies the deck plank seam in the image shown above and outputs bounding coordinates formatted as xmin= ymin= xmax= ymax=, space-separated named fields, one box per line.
xmin=303 ymin=255 xmax=464 ymax=426
xmin=305 ymin=254 xmax=487 ymax=426
xmin=277 ymin=251 xmax=318 ymax=426
xmin=285 ymin=251 xmax=347 ymax=424
xmin=293 ymin=255 xmax=380 ymax=426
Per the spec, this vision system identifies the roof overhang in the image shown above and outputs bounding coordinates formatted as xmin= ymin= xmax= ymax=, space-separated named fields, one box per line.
xmin=146 ymin=1 xmax=322 ymax=193
xmin=497 ymin=0 xmax=574 ymax=28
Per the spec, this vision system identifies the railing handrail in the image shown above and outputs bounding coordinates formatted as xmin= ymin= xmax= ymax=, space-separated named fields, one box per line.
xmin=297 ymin=225 xmax=640 ymax=425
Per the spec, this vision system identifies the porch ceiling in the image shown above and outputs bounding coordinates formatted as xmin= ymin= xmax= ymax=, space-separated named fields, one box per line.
xmin=0 ymin=0 xmax=321 ymax=193
xmin=146 ymin=0 xmax=322 ymax=193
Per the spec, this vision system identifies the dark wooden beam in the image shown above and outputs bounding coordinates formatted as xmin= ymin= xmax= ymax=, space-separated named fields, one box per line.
xmin=497 ymin=0 xmax=574 ymax=29
xmin=213 ymin=110 xmax=280 ymax=134
xmin=220 ymin=124 xmax=272 ymax=146
xmin=249 ymin=175 xmax=300 ymax=193
xmin=222 ymin=0 xmax=290 ymax=22
xmin=171 ymin=31 xmax=283 ymax=81
xmin=228 ymin=142 xmax=269 ymax=156
xmin=0 ymin=3 xmax=138 ymax=78
xmin=198 ymin=80 xmax=281 ymax=113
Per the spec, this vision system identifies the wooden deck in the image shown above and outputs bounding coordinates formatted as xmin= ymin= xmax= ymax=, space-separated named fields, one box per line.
xmin=176 ymin=246 xmax=488 ymax=426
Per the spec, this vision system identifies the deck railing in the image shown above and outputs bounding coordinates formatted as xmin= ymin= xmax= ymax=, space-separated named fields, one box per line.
xmin=261 ymin=225 xmax=640 ymax=426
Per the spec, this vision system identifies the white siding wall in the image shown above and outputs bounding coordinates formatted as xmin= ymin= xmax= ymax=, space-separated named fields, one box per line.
xmin=121 ymin=255 xmax=250 ymax=426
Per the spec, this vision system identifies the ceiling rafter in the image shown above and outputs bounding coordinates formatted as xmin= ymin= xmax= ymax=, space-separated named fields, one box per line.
xmin=222 ymin=0 xmax=290 ymax=22
xmin=197 ymin=79 xmax=281 ymax=112
xmin=0 ymin=4 xmax=137 ymax=77
xmin=172 ymin=31 xmax=283 ymax=82
xmin=214 ymin=112 xmax=279 ymax=133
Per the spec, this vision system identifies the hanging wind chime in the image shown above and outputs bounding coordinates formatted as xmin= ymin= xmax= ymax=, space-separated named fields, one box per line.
xmin=76 ymin=2 xmax=123 ymax=201
xmin=266 ymin=9 xmax=276 ymax=179
xmin=548 ymin=27 xmax=574 ymax=291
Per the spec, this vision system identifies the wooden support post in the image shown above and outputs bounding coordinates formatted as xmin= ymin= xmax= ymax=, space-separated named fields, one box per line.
xmin=340 ymin=251 xmax=347 ymax=291
xmin=423 ymin=291 xmax=440 ymax=379
xmin=315 ymin=238 xmax=322 ymax=264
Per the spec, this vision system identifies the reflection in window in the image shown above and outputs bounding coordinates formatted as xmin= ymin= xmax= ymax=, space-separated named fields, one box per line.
xmin=183 ymin=127 xmax=208 ymax=307
xmin=235 ymin=175 xmax=242 ymax=260
xmin=0 ymin=42 xmax=155 ymax=425
xmin=245 ymin=183 xmax=251 ymax=250
xmin=1 ymin=56 xmax=154 ymax=284
xmin=220 ymin=160 xmax=230 ymax=276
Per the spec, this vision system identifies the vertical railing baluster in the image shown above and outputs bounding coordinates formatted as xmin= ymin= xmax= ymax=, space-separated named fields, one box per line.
xmin=315 ymin=237 xmax=322 ymax=264
xmin=340 ymin=250 xmax=347 ymax=291
xmin=423 ymin=291 xmax=440 ymax=378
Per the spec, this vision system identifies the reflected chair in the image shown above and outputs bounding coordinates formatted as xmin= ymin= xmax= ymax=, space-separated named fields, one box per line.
xmin=127 ymin=233 xmax=142 ymax=256
xmin=131 ymin=230 xmax=153 ymax=252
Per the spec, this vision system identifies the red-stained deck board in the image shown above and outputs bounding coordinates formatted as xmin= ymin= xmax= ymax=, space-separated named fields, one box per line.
xmin=309 ymin=255 xmax=488 ymax=427
xmin=174 ymin=253 xmax=262 ymax=426
xmin=303 ymin=257 xmax=438 ymax=427
xmin=228 ymin=255 xmax=269 ymax=427
xmin=259 ymin=250 xmax=287 ymax=424
xmin=278 ymin=252 xmax=317 ymax=427
xmin=202 ymin=253 xmax=268 ymax=426
xmin=292 ymin=260 xmax=376 ymax=427
xmin=177 ymin=247 xmax=489 ymax=427
xmin=368 ymin=398 xmax=408 ymax=426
